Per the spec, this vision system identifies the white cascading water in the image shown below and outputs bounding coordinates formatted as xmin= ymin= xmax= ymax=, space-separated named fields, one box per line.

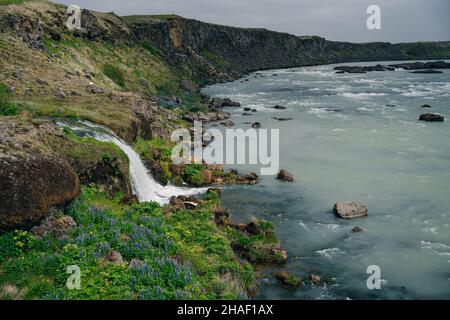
xmin=56 ymin=120 xmax=205 ymax=205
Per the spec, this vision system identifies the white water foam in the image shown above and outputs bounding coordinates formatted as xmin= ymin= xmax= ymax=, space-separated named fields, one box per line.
xmin=339 ymin=92 xmax=387 ymax=99
xmin=57 ymin=120 xmax=204 ymax=205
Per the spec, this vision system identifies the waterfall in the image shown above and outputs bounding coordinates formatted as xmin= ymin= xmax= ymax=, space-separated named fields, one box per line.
xmin=56 ymin=119 xmax=205 ymax=205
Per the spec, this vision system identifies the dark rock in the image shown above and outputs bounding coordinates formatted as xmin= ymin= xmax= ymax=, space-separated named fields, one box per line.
xmin=221 ymin=98 xmax=241 ymax=107
xmin=220 ymin=120 xmax=234 ymax=127
xmin=242 ymin=112 xmax=252 ymax=116
xmin=243 ymin=172 xmax=258 ymax=182
xmin=277 ymin=169 xmax=294 ymax=182
xmin=245 ymin=220 xmax=261 ymax=235
xmin=274 ymin=117 xmax=293 ymax=121
xmin=274 ymin=105 xmax=287 ymax=110
xmin=235 ymin=223 xmax=247 ymax=232
xmin=411 ymin=69 xmax=443 ymax=74
xmin=424 ymin=61 xmax=450 ymax=69
xmin=86 ymin=84 xmax=104 ymax=94
xmin=420 ymin=104 xmax=432 ymax=108
xmin=244 ymin=107 xmax=252 ymax=112
xmin=214 ymin=208 xmax=231 ymax=226
xmin=169 ymin=196 xmax=184 ymax=207
xmin=333 ymin=202 xmax=368 ymax=219
xmin=324 ymin=108 xmax=341 ymax=112
xmin=335 ymin=62 xmax=450 ymax=75
xmin=251 ymin=122 xmax=261 ymax=129
xmin=0 ymin=155 xmax=80 ymax=231
xmin=419 ymin=114 xmax=444 ymax=122
xmin=352 ymin=226 xmax=364 ymax=233
xmin=200 ymin=93 xmax=211 ymax=102
xmin=36 ymin=79 xmax=49 ymax=86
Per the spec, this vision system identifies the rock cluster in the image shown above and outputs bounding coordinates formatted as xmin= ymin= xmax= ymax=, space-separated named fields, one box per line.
xmin=335 ymin=61 xmax=450 ymax=74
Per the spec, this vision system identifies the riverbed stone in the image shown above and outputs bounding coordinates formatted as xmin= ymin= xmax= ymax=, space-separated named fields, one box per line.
xmin=333 ymin=202 xmax=368 ymax=219
xmin=419 ymin=114 xmax=444 ymax=122
xmin=277 ymin=169 xmax=294 ymax=182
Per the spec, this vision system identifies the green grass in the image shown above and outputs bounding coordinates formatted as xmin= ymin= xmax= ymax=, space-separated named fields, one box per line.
xmin=43 ymin=127 xmax=129 ymax=165
xmin=0 ymin=0 xmax=27 ymax=6
xmin=135 ymin=138 xmax=177 ymax=185
xmin=0 ymin=82 xmax=19 ymax=116
xmin=201 ymin=49 xmax=230 ymax=68
xmin=102 ymin=63 xmax=126 ymax=88
xmin=182 ymin=164 xmax=206 ymax=187
xmin=140 ymin=41 xmax=160 ymax=56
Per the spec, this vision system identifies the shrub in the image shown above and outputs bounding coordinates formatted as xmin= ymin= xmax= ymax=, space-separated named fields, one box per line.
xmin=102 ymin=63 xmax=125 ymax=87
xmin=140 ymin=41 xmax=160 ymax=56
xmin=0 ymin=82 xmax=18 ymax=116
xmin=182 ymin=164 xmax=205 ymax=187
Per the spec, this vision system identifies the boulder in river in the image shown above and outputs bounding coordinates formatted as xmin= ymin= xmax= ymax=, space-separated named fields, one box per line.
xmin=333 ymin=202 xmax=368 ymax=219
xmin=274 ymin=105 xmax=287 ymax=110
xmin=221 ymin=98 xmax=241 ymax=107
xmin=277 ymin=169 xmax=294 ymax=182
xmin=420 ymin=104 xmax=432 ymax=108
xmin=411 ymin=69 xmax=443 ymax=74
xmin=220 ymin=120 xmax=234 ymax=127
xmin=274 ymin=117 xmax=293 ymax=121
xmin=251 ymin=122 xmax=261 ymax=129
xmin=419 ymin=114 xmax=444 ymax=122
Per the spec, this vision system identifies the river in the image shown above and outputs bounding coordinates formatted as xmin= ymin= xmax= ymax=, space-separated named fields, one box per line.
xmin=202 ymin=61 xmax=450 ymax=299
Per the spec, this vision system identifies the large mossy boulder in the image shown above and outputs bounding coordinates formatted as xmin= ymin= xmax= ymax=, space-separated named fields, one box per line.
xmin=0 ymin=119 xmax=81 ymax=231
xmin=0 ymin=154 xmax=80 ymax=230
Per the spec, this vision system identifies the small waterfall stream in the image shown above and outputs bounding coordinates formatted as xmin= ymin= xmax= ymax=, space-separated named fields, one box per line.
xmin=56 ymin=119 xmax=204 ymax=205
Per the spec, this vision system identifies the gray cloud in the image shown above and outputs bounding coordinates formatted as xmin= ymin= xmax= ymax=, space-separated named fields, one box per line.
xmin=53 ymin=0 xmax=450 ymax=43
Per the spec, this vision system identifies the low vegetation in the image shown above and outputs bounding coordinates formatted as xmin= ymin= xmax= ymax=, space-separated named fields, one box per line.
xmin=0 ymin=82 xmax=18 ymax=116
xmin=102 ymin=63 xmax=126 ymax=88
xmin=0 ymin=187 xmax=256 ymax=300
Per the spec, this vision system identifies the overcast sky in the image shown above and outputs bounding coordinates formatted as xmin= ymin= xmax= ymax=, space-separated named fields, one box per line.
xmin=53 ymin=0 xmax=450 ymax=43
